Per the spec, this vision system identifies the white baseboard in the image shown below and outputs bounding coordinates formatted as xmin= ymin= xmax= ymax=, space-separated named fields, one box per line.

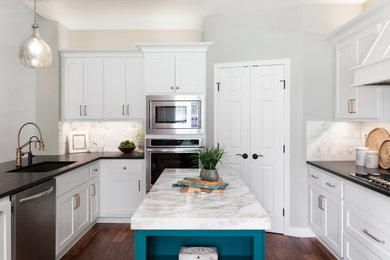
xmin=285 ymin=226 xmax=315 ymax=237
xmin=97 ymin=217 xmax=131 ymax=223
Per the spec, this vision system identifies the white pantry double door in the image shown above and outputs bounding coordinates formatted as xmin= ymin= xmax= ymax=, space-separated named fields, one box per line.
xmin=215 ymin=62 xmax=288 ymax=234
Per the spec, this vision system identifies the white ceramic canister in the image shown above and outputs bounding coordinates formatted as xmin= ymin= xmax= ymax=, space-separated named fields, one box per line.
xmin=356 ymin=147 xmax=369 ymax=166
xmin=366 ymin=150 xmax=379 ymax=168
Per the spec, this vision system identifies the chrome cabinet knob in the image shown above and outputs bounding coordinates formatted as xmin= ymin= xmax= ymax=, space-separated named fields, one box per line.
xmin=236 ymin=153 xmax=248 ymax=159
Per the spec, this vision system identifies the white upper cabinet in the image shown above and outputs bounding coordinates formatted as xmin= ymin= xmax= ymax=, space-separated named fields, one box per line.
xmin=61 ymin=50 xmax=144 ymax=121
xmin=104 ymin=57 xmax=145 ymax=120
xmin=329 ymin=4 xmax=390 ymax=121
xmin=137 ymin=42 xmax=212 ymax=94
xmin=62 ymin=57 xmax=104 ymax=120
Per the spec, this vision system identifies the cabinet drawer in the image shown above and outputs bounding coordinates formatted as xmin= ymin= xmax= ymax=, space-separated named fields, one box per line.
xmin=308 ymin=166 xmax=323 ymax=186
xmin=100 ymin=159 xmax=143 ymax=174
xmin=344 ymin=233 xmax=381 ymax=260
xmin=323 ymin=173 xmax=343 ymax=198
xmin=90 ymin=163 xmax=99 ymax=179
xmin=56 ymin=166 xmax=90 ymax=197
xmin=345 ymin=203 xmax=390 ymax=259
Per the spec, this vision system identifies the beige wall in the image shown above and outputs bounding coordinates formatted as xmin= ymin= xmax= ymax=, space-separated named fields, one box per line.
xmin=62 ymin=29 xmax=203 ymax=49
xmin=363 ymin=0 xmax=381 ymax=11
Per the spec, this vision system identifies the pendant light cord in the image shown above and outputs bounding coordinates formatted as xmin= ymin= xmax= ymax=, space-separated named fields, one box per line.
xmin=33 ymin=0 xmax=38 ymax=29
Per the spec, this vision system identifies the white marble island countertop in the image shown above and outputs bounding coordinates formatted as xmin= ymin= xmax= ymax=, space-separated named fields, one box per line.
xmin=131 ymin=168 xmax=271 ymax=230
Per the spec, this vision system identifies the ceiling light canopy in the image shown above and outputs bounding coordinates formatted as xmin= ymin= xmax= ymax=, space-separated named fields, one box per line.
xmin=18 ymin=0 xmax=52 ymax=69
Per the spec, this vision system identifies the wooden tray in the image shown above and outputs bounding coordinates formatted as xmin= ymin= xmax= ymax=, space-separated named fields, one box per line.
xmin=365 ymin=128 xmax=390 ymax=151
xmin=379 ymin=139 xmax=390 ymax=169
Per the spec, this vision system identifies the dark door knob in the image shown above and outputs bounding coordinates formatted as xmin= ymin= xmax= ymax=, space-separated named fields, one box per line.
xmin=252 ymin=154 xmax=263 ymax=159
xmin=236 ymin=153 xmax=248 ymax=159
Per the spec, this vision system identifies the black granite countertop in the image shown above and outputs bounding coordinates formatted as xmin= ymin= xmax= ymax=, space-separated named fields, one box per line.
xmin=0 ymin=152 xmax=144 ymax=198
xmin=307 ymin=161 xmax=390 ymax=197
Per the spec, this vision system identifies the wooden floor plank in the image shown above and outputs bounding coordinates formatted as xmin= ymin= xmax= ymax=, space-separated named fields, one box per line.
xmin=62 ymin=224 xmax=336 ymax=260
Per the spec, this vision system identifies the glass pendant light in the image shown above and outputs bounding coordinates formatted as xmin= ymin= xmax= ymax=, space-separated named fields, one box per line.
xmin=18 ymin=0 xmax=52 ymax=68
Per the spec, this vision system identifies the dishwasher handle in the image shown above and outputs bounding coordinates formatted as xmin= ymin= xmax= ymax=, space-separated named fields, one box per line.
xmin=19 ymin=186 xmax=54 ymax=204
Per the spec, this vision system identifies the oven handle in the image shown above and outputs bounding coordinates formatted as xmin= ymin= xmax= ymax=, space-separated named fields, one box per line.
xmin=146 ymin=148 xmax=203 ymax=153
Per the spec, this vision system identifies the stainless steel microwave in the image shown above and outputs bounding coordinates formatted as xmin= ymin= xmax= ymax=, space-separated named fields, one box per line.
xmin=146 ymin=95 xmax=205 ymax=135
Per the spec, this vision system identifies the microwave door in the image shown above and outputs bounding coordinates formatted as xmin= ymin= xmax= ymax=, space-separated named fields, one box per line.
xmin=151 ymin=102 xmax=192 ymax=129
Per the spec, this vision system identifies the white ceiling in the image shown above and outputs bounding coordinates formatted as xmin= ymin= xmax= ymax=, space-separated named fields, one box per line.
xmin=15 ymin=0 xmax=367 ymax=30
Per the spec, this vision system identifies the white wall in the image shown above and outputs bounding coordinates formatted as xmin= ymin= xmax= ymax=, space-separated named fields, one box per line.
xmin=0 ymin=1 xmax=36 ymax=163
xmin=204 ymin=4 xmax=362 ymax=231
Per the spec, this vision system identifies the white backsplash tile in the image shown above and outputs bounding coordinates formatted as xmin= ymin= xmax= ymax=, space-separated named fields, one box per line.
xmin=59 ymin=121 xmax=144 ymax=154
xmin=307 ymin=121 xmax=390 ymax=161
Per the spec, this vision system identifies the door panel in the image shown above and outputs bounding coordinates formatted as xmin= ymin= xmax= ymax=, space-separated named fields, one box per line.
xmin=216 ymin=67 xmax=251 ymax=185
xmin=56 ymin=191 xmax=75 ymax=254
xmin=62 ymin=59 xmax=84 ymax=120
xmin=126 ymin=58 xmax=145 ymax=119
xmin=104 ymin=58 xmax=127 ymax=119
xmin=309 ymin=184 xmax=323 ymax=236
xmin=250 ymin=65 xmax=285 ymax=233
xmin=145 ymin=54 xmax=175 ymax=94
xmin=84 ymin=59 xmax=104 ymax=119
xmin=324 ymin=193 xmax=343 ymax=256
xmin=175 ymin=53 xmax=205 ymax=93
xmin=74 ymin=183 xmax=90 ymax=236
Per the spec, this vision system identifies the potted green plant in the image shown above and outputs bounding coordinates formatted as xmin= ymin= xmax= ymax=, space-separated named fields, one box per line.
xmin=193 ymin=146 xmax=225 ymax=181
xmin=118 ymin=140 xmax=136 ymax=153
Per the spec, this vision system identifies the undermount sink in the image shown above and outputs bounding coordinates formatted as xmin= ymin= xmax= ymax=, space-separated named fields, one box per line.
xmin=8 ymin=161 xmax=76 ymax=173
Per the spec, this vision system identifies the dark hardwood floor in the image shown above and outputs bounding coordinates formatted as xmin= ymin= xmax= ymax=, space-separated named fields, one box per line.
xmin=62 ymin=224 xmax=336 ymax=260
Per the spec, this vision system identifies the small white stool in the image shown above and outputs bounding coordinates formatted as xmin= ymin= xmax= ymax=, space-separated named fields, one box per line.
xmin=179 ymin=247 xmax=218 ymax=260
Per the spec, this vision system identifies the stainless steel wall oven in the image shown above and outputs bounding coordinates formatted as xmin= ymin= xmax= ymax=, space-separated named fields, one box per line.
xmin=146 ymin=95 xmax=204 ymax=135
xmin=146 ymin=138 xmax=205 ymax=192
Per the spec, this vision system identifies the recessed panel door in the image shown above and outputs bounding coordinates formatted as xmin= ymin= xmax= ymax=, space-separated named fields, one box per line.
xmin=215 ymin=67 xmax=251 ymax=185
xmin=250 ymin=65 xmax=285 ymax=233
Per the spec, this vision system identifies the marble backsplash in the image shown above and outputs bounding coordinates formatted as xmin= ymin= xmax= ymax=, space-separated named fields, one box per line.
xmin=59 ymin=121 xmax=144 ymax=154
xmin=306 ymin=121 xmax=390 ymax=161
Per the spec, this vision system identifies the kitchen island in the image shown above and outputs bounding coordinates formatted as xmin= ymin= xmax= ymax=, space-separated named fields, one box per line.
xmin=131 ymin=168 xmax=270 ymax=260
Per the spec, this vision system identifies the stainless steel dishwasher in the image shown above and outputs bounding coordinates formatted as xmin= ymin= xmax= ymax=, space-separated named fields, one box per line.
xmin=11 ymin=179 xmax=56 ymax=260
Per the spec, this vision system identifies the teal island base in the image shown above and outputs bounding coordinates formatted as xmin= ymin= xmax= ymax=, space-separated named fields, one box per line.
xmin=134 ymin=229 xmax=265 ymax=260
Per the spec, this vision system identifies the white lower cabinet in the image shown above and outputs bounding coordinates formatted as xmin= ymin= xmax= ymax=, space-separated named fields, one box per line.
xmin=308 ymin=166 xmax=343 ymax=258
xmin=99 ymin=159 xmax=144 ymax=220
xmin=90 ymin=177 xmax=99 ymax=222
xmin=309 ymin=182 xmax=343 ymax=258
xmin=0 ymin=197 xmax=11 ymax=260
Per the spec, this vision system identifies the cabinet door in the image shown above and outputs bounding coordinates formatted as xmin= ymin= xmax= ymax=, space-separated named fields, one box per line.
xmin=100 ymin=171 xmax=143 ymax=217
xmin=309 ymin=184 xmax=323 ymax=236
xmin=104 ymin=58 xmax=127 ymax=119
xmin=90 ymin=177 xmax=99 ymax=223
xmin=144 ymin=53 xmax=175 ymax=94
xmin=126 ymin=58 xmax=145 ymax=119
xmin=84 ymin=59 xmax=104 ymax=120
xmin=175 ymin=53 xmax=205 ymax=93
xmin=335 ymin=40 xmax=355 ymax=119
xmin=62 ymin=58 xmax=84 ymax=120
xmin=354 ymin=27 xmax=382 ymax=119
xmin=323 ymin=192 xmax=343 ymax=257
xmin=56 ymin=190 xmax=75 ymax=255
xmin=73 ymin=182 xmax=90 ymax=236
xmin=0 ymin=197 xmax=11 ymax=260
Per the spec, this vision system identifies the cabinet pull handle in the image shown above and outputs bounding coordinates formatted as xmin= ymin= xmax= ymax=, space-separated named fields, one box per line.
xmin=138 ymin=180 xmax=141 ymax=192
xmin=78 ymin=194 xmax=80 ymax=208
xmin=0 ymin=210 xmax=3 ymax=215
xmin=348 ymin=99 xmax=351 ymax=113
xmin=310 ymin=174 xmax=319 ymax=179
xmin=73 ymin=194 xmax=78 ymax=209
xmin=80 ymin=105 xmax=83 ymax=116
xmin=351 ymin=98 xmax=356 ymax=113
xmin=94 ymin=168 xmax=98 ymax=172
xmin=127 ymin=104 xmax=130 ymax=116
xmin=123 ymin=166 xmax=127 ymax=170
xmin=326 ymin=182 xmax=335 ymax=188
xmin=122 ymin=105 xmax=125 ymax=116
xmin=319 ymin=195 xmax=325 ymax=210
xmin=170 ymin=86 xmax=174 ymax=90
xmin=92 ymin=184 xmax=96 ymax=197
xmin=84 ymin=105 xmax=87 ymax=116
xmin=363 ymin=229 xmax=385 ymax=244
xmin=176 ymin=86 xmax=179 ymax=90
